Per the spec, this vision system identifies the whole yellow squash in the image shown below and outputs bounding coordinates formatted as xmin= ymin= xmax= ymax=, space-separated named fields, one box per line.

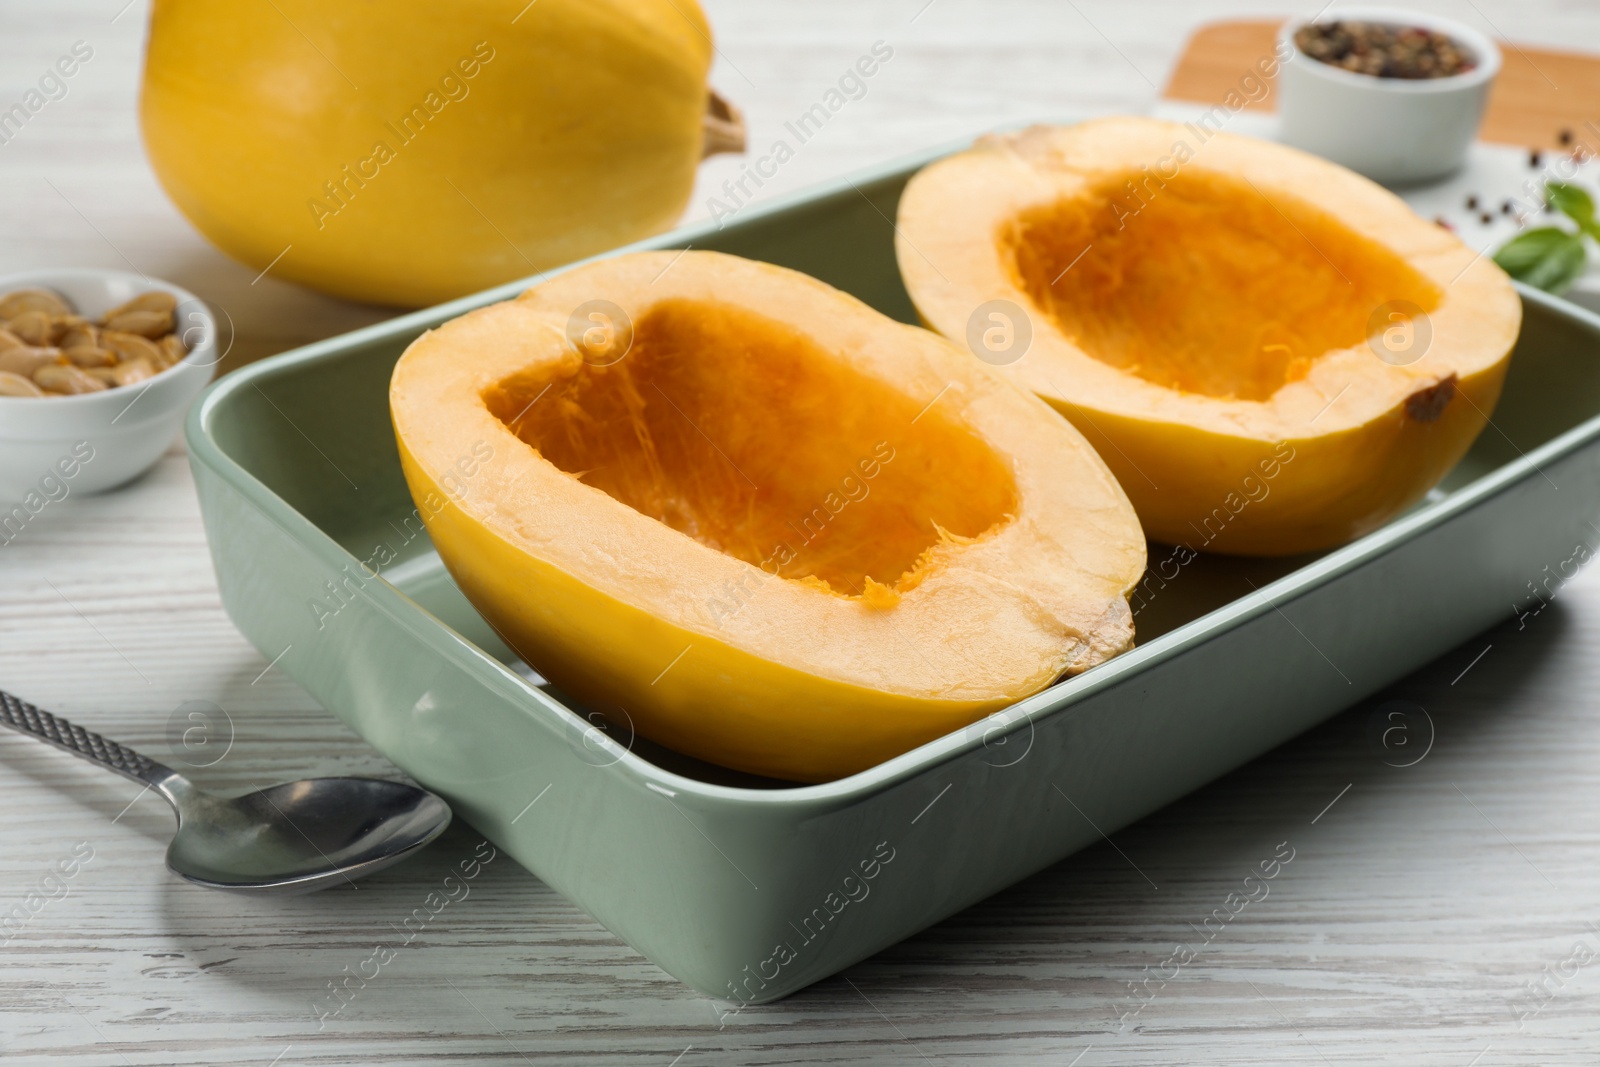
xmin=141 ymin=0 xmax=729 ymax=306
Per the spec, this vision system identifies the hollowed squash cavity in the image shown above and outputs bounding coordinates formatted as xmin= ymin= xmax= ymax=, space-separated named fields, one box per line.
xmin=1007 ymin=170 xmax=1442 ymax=401
xmin=483 ymin=298 xmax=1019 ymax=594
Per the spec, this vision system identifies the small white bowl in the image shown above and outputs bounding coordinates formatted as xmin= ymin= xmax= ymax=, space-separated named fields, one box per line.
xmin=0 ymin=269 xmax=218 ymax=500
xmin=1277 ymin=7 xmax=1500 ymax=186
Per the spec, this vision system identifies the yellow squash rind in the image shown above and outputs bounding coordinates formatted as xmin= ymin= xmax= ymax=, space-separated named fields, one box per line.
xmin=141 ymin=0 xmax=715 ymax=306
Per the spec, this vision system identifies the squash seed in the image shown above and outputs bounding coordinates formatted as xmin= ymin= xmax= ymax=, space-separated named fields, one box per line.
xmin=0 ymin=288 xmax=71 ymax=320
xmin=100 ymin=291 xmax=178 ymax=320
xmin=33 ymin=363 xmax=107 ymax=394
xmin=0 ymin=345 xmax=63 ymax=377
xmin=8 ymin=310 xmax=55 ymax=346
xmin=158 ymin=334 xmax=187 ymax=367
xmin=102 ymin=308 xmax=173 ymax=338
xmin=59 ymin=322 xmax=99 ymax=350
xmin=110 ymin=357 xmax=155 ymax=386
xmin=0 ymin=370 xmax=46 ymax=397
xmin=101 ymin=329 xmax=165 ymax=364
xmin=64 ymin=344 xmax=118 ymax=368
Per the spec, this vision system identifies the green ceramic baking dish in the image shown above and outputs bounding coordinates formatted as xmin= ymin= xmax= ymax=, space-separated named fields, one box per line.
xmin=186 ymin=142 xmax=1600 ymax=1005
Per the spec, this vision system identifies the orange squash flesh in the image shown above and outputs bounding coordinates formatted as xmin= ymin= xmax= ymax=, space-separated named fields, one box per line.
xmin=391 ymin=251 xmax=1146 ymax=782
xmin=482 ymin=298 xmax=1019 ymax=595
xmin=896 ymin=117 xmax=1522 ymax=556
xmin=1007 ymin=169 xmax=1443 ymax=402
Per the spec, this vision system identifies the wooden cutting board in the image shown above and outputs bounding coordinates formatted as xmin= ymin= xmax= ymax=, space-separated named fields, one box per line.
xmin=1161 ymin=18 xmax=1600 ymax=151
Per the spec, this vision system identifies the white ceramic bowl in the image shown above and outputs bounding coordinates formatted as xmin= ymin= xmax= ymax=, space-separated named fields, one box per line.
xmin=0 ymin=269 xmax=218 ymax=501
xmin=1277 ymin=7 xmax=1500 ymax=186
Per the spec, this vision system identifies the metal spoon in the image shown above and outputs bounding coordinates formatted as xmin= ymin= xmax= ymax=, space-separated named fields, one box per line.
xmin=0 ymin=689 xmax=451 ymax=893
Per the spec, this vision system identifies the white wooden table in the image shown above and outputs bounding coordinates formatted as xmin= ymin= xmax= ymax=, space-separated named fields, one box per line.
xmin=5 ymin=2 xmax=1600 ymax=1064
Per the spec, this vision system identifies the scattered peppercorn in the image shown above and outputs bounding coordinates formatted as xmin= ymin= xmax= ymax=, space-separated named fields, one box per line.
xmin=1480 ymin=212 xmax=1493 ymax=225
xmin=1502 ymin=200 xmax=1516 ymax=215
xmin=1530 ymin=149 xmax=1543 ymax=168
xmin=1294 ymin=20 xmax=1476 ymax=79
xmin=1559 ymin=128 xmax=1574 ymax=146
xmin=1466 ymin=195 xmax=1479 ymax=209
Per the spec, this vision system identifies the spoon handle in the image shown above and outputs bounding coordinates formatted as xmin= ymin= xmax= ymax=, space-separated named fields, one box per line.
xmin=0 ymin=688 xmax=175 ymax=787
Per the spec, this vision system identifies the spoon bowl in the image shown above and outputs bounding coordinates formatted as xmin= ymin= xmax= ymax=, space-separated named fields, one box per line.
xmin=165 ymin=777 xmax=453 ymax=893
xmin=1 ymin=689 xmax=453 ymax=893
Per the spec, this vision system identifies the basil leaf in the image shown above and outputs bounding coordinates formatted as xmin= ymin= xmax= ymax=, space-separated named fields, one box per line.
xmin=1547 ymin=181 xmax=1596 ymax=226
xmin=1494 ymin=227 xmax=1588 ymax=293
xmin=1535 ymin=237 xmax=1591 ymax=293
xmin=1494 ymin=226 xmax=1577 ymax=273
